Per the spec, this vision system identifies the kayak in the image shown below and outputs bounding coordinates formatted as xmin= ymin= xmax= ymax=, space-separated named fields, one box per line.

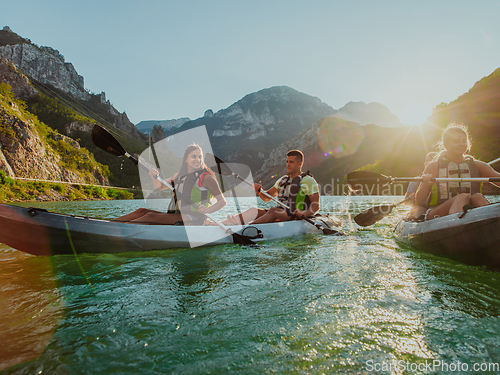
xmin=393 ymin=203 xmax=500 ymax=268
xmin=0 ymin=203 xmax=341 ymax=256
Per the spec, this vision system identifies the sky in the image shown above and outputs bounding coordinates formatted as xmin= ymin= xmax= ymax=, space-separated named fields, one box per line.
xmin=2 ymin=0 xmax=500 ymax=126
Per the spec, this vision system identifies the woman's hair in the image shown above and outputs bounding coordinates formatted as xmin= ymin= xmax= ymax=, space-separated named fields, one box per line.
xmin=177 ymin=144 xmax=215 ymax=178
xmin=436 ymin=123 xmax=471 ymax=155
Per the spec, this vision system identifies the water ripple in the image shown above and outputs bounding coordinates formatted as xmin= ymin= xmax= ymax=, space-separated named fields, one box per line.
xmin=2 ymin=197 xmax=500 ymax=373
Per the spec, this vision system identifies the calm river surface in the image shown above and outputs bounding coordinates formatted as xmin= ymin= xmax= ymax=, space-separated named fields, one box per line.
xmin=2 ymin=196 xmax=500 ymax=374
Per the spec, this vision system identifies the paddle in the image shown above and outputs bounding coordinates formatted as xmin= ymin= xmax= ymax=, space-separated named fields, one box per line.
xmin=209 ymin=154 xmax=339 ymax=235
xmin=353 ymin=198 xmax=412 ymax=226
xmin=488 ymin=156 xmax=500 ymax=165
xmin=347 ymin=171 xmax=500 ymax=184
xmin=91 ymin=125 xmax=256 ymax=246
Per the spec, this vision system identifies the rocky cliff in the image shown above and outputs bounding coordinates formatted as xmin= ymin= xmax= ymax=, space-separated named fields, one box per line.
xmin=112 ymin=110 xmax=144 ymax=140
xmin=0 ymin=57 xmax=37 ymax=98
xmin=0 ymin=57 xmax=109 ymax=185
xmin=0 ymin=101 xmax=108 ymax=185
xmin=0 ymin=26 xmax=145 ymax=143
xmin=0 ymin=27 xmax=89 ymax=101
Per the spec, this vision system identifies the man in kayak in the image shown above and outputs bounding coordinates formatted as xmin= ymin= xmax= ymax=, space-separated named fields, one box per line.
xmin=113 ymin=144 xmax=226 ymax=224
xmin=415 ymin=124 xmax=500 ymax=220
xmin=224 ymin=150 xmax=320 ymax=224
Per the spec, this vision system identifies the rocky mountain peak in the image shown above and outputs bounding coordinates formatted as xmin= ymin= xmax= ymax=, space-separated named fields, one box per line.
xmin=0 ymin=26 xmax=31 ymax=46
xmin=0 ymin=26 xmax=145 ymax=142
xmin=218 ymin=86 xmax=331 ymax=118
xmin=163 ymin=86 xmax=335 ymax=172
xmin=0 ymin=29 xmax=89 ymax=101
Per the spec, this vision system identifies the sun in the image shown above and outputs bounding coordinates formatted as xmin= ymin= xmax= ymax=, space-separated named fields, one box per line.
xmin=397 ymin=101 xmax=433 ymax=126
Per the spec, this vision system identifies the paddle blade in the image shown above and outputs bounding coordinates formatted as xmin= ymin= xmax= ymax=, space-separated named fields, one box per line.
xmin=231 ymin=233 xmax=256 ymax=246
xmin=347 ymin=171 xmax=392 ymax=185
xmin=91 ymin=125 xmax=126 ymax=156
xmin=322 ymin=228 xmax=340 ymax=235
xmin=354 ymin=204 xmax=395 ymax=226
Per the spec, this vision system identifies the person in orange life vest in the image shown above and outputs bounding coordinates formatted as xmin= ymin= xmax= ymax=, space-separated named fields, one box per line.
xmin=224 ymin=150 xmax=320 ymax=225
xmin=416 ymin=124 xmax=500 ymax=220
xmin=113 ymin=144 xmax=226 ymax=224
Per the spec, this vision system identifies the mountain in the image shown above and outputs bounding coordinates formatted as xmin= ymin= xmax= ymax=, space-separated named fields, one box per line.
xmin=136 ymin=118 xmax=190 ymax=135
xmin=254 ymin=117 xmax=407 ymax=190
xmin=430 ymin=68 xmax=500 ymax=163
xmin=0 ymin=26 xmax=88 ymax=101
xmin=164 ymin=86 xmax=336 ymax=171
xmin=351 ymin=68 xmax=500 ymax=194
xmin=333 ymin=101 xmax=403 ymax=128
xmin=254 ymin=69 xmax=500 ymax=194
xmin=0 ymin=58 xmax=109 ymax=185
xmin=0 ymin=26 xmax=147 ymax=188
xmin=0 ymin=26 xmax=145 ymax=142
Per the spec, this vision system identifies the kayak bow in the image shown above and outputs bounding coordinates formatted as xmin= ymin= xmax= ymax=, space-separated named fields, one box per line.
xmin=393 ymin=203 xmax=500 ymax=268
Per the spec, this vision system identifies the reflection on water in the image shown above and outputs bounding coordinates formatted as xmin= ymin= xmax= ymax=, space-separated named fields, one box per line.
xmin=1 ymin=196 xmax=500 ymax=373
xmin=0 ymin=247 xmax=63 ymax=371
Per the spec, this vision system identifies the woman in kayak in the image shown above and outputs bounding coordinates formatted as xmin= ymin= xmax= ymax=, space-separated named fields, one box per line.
xmin=405 ymin=151 xmax=437 ymax=220
xmin=113 ymin=144 xmax=226 ymax=224
xmin=415 ymin=124 xmax=500 ymax=220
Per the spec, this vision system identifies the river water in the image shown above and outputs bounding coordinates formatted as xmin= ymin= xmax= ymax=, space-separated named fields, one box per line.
xmin=1 ymin=196 xmax=500 ymax=374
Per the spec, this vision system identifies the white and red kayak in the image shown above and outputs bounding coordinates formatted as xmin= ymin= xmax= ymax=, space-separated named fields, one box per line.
xmin=0 ymin=203 xmax=341 ymax=256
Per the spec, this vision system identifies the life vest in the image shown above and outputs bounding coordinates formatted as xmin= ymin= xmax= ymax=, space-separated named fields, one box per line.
xmin=431 ymin=156 xmax=480 ymax=206
xmin=167 ymin=169 xmax=214 ymax=214
xmin=277 ymin=171 xmax=313 ymax=211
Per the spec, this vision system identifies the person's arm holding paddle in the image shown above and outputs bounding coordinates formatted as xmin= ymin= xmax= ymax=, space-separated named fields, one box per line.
xmin=475 ymin=160 xmax=500 ymax=187
xmin=149 ymin=169 xmax=176 ymax=191
xmin=415 ymin=161 xmax=437 ymax=207
xmin=253 ymin=183 xmax=278 ymax=202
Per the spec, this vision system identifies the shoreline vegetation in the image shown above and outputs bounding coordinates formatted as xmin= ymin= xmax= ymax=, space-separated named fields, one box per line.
xmin=2 ymin=173 xmax=499 ymax=203
xmin=0 ymin=171 xmax=142 ymax=202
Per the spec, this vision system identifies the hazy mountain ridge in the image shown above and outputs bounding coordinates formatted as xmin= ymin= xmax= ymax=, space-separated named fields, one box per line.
xmin=136 ymin=118 xmax=190 ymax=135
xmin=353 ymin=68 xmax=500 ymax=194
xmin=254 ymin=117 xmax=407 ymax=190
xmin=333 ymin=101 xmax=403 ymax=127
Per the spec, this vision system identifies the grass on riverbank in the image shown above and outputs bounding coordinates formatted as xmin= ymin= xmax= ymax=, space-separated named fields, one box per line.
xmin=0 ymin=171 xmax=142 ymax=202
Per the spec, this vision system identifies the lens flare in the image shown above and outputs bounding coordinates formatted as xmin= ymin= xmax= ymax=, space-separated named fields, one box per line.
xmin=317 ymin=118 xmax=364 ymax=158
